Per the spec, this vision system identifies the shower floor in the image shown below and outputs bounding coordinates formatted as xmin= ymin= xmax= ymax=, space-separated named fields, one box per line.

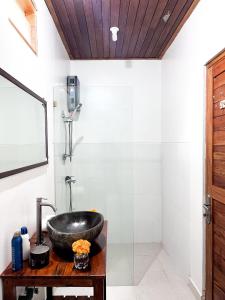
xmin=107 ymin=247 xmax=197 ymax=300
xmin=54 ymin=243 xmax=197 ymax=299
xmin=107 ymin=242 xmax=162 ymax=286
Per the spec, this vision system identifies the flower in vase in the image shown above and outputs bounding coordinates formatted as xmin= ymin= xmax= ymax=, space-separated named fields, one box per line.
xmin=72 ymin=239 xmax=91 ymax=255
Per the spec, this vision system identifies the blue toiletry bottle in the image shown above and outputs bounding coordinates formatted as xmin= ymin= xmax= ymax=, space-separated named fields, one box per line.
xmin=11 ymin=231 xmax=23 ymax=271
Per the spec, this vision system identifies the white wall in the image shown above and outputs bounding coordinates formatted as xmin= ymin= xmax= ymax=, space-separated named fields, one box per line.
xmin=161 ymin=0 xmax=225 ymax=295
xmin=67 ymin=60 xmax=162 ymax=244
xmin=0 ymin=1 xmax=69 ymax=298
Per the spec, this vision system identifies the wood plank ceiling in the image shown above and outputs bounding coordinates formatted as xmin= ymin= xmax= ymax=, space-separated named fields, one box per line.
xmin=45 ymin=0 xmax=199 ymax=59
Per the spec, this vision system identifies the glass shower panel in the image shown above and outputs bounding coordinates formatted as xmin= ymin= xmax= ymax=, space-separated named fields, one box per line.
xmin=54 ymin=85 xmax=134 ymax=286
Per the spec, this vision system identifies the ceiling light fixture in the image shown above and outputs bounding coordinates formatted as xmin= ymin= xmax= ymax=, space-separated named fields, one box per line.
xmin=110 ymin=27 xmax=119 ymax=42
xmin=162 ymin=11 xmax=171 ymax=23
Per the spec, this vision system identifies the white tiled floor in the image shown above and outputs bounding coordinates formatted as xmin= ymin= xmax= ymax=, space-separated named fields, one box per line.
xmin=54 ymin=244 xmax=198 ymax=300
xmin=107 ymin=242 xmax=162 ymax=286
xmin=108 ymin=248 xmax=197 ymax=300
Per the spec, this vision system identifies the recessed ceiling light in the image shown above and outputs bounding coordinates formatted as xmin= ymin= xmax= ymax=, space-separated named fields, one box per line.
xmin=110 ymin=27 xmax=119 ymax=42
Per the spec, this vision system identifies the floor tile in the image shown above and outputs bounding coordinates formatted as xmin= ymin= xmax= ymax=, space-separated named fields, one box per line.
xmin=54 ymin=244 xmax=198 ymax=300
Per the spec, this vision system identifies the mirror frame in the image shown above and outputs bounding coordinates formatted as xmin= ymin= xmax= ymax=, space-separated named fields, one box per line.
xmin=0 ymin=67 xmax=48 ymax=178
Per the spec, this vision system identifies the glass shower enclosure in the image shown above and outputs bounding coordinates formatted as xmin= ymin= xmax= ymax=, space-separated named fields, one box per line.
xmin=53 ymin=84 xmax=134 ymax=286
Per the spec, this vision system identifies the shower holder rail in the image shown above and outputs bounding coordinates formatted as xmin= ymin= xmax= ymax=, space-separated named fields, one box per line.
xmin=62 ymin=103 xmax=82 ymax=162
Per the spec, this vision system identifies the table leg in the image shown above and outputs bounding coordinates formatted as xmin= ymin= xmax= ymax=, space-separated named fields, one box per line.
xmin=104 ymin=277 xmax=106 ymax=300
xmin=93 ymin=279 xmax=104 ymax=300
xmin=2 ymin=279 xmax=16 ymax=300
xmin=46 ymin=287 xmax=53 ymax=300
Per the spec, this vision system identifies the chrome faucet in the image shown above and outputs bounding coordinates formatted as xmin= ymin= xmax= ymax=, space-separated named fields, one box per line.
xmin=36 ymin=197 xmax=56 ymax=245
xmin=65 ymin=176 xmax=76 ymax=184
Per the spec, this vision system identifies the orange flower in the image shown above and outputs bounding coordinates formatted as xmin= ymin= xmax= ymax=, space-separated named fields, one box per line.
xmin=72 ymin=239 xmax=91 ymax=255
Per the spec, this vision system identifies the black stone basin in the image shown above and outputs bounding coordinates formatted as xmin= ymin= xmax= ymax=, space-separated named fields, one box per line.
xmin=47 ymin=211 xmax=104 ymax=254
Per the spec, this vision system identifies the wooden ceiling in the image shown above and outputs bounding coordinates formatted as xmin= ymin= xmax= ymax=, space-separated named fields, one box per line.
xmin=45 ymin=0 xmax=199 ymax=60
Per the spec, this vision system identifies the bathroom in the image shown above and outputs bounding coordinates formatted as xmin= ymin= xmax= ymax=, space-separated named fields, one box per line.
xmin=0 ymin=0 xmax=225 ymax=299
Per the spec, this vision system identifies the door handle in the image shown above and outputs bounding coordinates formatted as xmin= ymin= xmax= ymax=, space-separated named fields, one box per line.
xmin=203 ymin=203 xmax=210 ymax=211
xmin=203 ymin=195 xmax=212 ymax=225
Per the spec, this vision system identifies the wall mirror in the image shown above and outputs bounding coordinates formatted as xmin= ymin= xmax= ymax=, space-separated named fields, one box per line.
xmin=0 ymin=68 xmax=48 ymax=178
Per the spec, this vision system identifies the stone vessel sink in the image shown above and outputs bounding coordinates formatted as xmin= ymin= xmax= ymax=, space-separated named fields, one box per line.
xmin=47 ymin=211 xmax=104 ymax=253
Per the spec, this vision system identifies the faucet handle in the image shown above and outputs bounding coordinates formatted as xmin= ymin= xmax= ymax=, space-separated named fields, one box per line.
xmin=65 ymin=176 xmax=77 ymax=183
xmin=36 ymin=197 xmax=48 ymax=202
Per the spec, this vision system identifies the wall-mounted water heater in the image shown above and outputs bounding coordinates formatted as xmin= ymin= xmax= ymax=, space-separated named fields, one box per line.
xmin=67 ymin=76 xmax=81 ymax=113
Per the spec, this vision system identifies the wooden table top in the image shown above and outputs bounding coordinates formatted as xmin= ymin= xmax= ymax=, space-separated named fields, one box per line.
xmin=1 ymin=221 xmax=107 ymax=280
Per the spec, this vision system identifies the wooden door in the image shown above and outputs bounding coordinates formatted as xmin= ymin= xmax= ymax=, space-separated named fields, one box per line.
xmin=206 ymin=50 xmax=225 ymax=300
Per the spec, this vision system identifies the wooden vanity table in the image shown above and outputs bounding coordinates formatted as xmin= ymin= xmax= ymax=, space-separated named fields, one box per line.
xmin=1 ymin=222 xmax=107 ymax=300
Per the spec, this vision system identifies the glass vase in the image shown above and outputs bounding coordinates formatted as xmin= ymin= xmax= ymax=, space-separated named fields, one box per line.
xmin=74 ymin=253 xmax=89 ymax=270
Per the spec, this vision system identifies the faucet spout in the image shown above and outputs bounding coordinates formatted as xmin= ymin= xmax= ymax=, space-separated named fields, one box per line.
xmin=41 ymin=202 xmax=57 ymax=213
xmin=36 ymin=198 xmax=56 ymax=245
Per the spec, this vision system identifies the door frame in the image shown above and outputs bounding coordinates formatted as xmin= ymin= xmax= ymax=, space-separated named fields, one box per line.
xmin=205 ymin=49 xmax=225 ymax=300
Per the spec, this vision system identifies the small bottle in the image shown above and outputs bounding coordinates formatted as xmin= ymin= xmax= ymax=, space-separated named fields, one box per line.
xmin=11 ymin=231 xmax=23 ymax=271
xmin=21 ymin=226 xmax=30 ymax=261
